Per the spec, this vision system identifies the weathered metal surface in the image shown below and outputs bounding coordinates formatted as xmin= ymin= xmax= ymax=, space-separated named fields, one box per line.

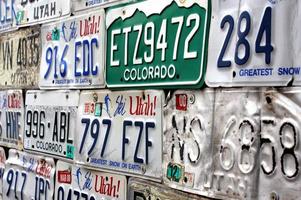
xmin=0 ymin=26 xmax=40 ymax=88
xmin=128 ymin=178 xmax=211 ymax=200
xmin=163 ymin=89 xmax=215 ymax=197
xmin=211 ymin=88 xmax=260 ymax=199
xmin=259 ymin=88 xmax=301 ymax=200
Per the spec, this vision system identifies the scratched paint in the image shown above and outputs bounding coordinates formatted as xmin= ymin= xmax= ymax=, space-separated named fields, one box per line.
xmin=163 ymin=89 xmax=215 ymax=197
xmin=211 ymin=88 xmax=261 ymax=200
xmin=259 ymin=87 xmax=301 ymax=200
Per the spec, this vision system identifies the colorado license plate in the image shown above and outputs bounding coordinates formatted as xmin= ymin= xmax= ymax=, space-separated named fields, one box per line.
xmin=55 ymin=161 xmax=127 ymax=200
xmin=206 ymin=0 xmax=301 ymax=87
xmin=0 ymin=90 xmax=24 ymax=149
xmin=128 ymin=178 xmax=209 ymax=200
xmin=212 ymin=89 xmax=260 ymax=199
xmin=24 ymin=90 xmax=79 ymax=160
xmin=3 ymin=149 xmax=55 ymax=200
xmin=0 ymin=147 xmax=6 ymax=200
xmin=40 ymin=10 xmax=105 ymax=89
xmin=75 ymin=90 xmax=163 ymax=181
xmin=71 ymin=0 xmax=130 ymax=12
xmin=106 ymin=0 xmax=210 ymax=88
xmin=15 ymin=0 xmax=71 ymax=25
xmin=259 ymin=88 xmax=301 ymax=199
xmin=163 ymin=89 xmax=214 ymax=197
xmin=0 ymin=26 xmax=40 ymax=88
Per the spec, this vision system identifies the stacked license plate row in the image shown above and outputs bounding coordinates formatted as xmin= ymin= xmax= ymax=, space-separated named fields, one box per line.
xmin=2 ymin=88 xmax=295 ymax=200
xmin=3 ymin=0 xmax=301 ymax=88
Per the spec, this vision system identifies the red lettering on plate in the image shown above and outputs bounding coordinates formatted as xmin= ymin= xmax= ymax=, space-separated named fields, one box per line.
xmin=80 ymin=15 xmax=101 ymax=37
xmin=36 ymin=160 xmax=52 ymax=178
xmin=58 ymin=170 xmax=71 ymax=184
xmin=7 ymin=93 xmax=21 ymax=109
xmin=94 ymin=175 xmax=121 ymax=198
xmin=175 ymin=94 xmax=187 ymax=111
xmin=84 ymin=103 xmax=90 ymax=114
xmin=129 ymin=95 xmax=157 ymax=116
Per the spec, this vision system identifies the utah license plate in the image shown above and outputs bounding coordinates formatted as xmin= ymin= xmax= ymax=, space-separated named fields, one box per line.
xmin=75 ymin=90 xmax=163 ymax=181
xmin=15 ymin=0 xmax=71 ymax=25
xmin=3 ymin=149 xmax=55 ymax=200
xmin=0 ymin=147 xmax=6 ymax=200
xmin=55 ymin=161 xmax=127 ymax=200
xmin=0 ymin=26 xmax=40 ymax=88
xmin=206 ymin=0 xmax=301 ymax=87
xmin=259 ymin=88 xmax=301 ymax=199
xmin=211 ymin=89 xmax=260 ymax=199
xmin=0 ymin=90 xmax=24 ymax=149
xmin=163 ymin=89 xmax=214 ymax=197
xmin=24 ymin=90 xmax=79 ymax=160
xmin=106 ymin=0 xmax=209 ymax=88
xmin=40 ymin=10 xmax=105 ymax=89
xmin=128 ymin=178 xmax=210 ymax=200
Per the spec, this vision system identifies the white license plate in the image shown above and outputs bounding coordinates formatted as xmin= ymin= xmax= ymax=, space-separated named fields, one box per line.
xmin=163 ymin=89 xmax=214 ymax=197
xmin=128 ymin=178 xmax=209 ymax=200
xmin=0 ymin=90 xmax=24 ymax=149
xmin=0 ymin=0 xmax=17 ymax=32
xmin=0 ymin=26 xmax=40 ymax=88
xmin=0 ymin=147 xmax=6 ymax=200
xmin=55 ymin=161 xmax=127 ymax=200
xmin=39 ymin=10 xmax=105 ymax=89
xmin=24 ymin=90 xmax=79 ymax=160
xmin=211 ymin=89 xmax=260 ymax=199
xmin=75 ymin=90 xmax=163 ymax=181
xmin=206 ymin=0 xmax=301 ymax=87
xmin=71 ymin=0 xmax=130 ymax=12
xmin=3 ymin=149 xmax=55 ymax=200
xmin=15 ymin=0 xmax=71 ymax=25
xmin=259 ymin=88 xmax=301 ymax=199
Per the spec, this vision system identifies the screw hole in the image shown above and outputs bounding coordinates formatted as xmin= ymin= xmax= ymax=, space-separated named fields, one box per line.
xmin=266 ymin=96 xmax=272 ymax=104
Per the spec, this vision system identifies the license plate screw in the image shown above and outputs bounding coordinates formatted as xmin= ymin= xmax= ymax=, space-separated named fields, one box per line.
xmin=189 ymin=94 xmax=195 ymax=104
xmin=93 ymin=93 xmax=98 ymax=102
xmin=270 ymin=192 xmax=278 ymax=200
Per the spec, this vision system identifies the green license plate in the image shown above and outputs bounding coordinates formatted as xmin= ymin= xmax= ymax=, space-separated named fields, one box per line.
xmin=106 ymin=0 xmax=210 ymax=88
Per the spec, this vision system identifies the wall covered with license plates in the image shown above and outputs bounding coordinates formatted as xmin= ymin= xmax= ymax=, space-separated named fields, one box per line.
xmin=0 ymin=0 xmax=299 ymax=199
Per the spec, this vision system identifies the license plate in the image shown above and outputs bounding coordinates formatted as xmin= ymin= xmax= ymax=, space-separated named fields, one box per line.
xmin=40 ymin=10 xmax=105 ymax=89
xmin=0 ymin=147 xmax=6 ymax=200
xmin=259 ymin=88 xmax=301 ymax=199
xmin=0 ymin=26 xmax=40 ymax=88
xmin=55 ymin=160 xmax=127 ymax=200
xmin=211 ymin=89 xmax=260 ymax=199
xmin=106 ymin=0 xmax=209 ymax=88
xmin=71 ymin=0 xmax=131 ymax=12
xmin=15 ymin=0 xmax=71 ymax=25
xmin=206 ymin=0 xmax=301 ymax=87
xmin=3 ymin=149 xmax=55 ymax=200
xmin=163 ymin=89 xmax=214 ymax=196
xmin=0 ymin=0 xmax=17 ymax=32
xmin=75 ymin=90 xmax=163 ymax=181
xmin=24 ymin=90 xmax=79 ymax=160
xmin=0 ymin=90 xmax=24 ymax=149
xmin=128 ymin=178 xmax=210 ymax=200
